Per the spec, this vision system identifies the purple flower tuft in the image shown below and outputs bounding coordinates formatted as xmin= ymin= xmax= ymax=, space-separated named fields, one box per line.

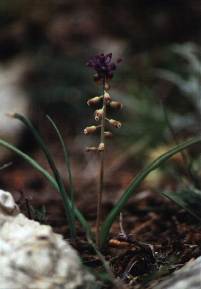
xmin=86 ymin=53 xmax=122 ymax=81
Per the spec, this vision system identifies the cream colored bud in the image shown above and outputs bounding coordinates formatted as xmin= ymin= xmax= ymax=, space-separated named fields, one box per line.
xmin=104 ymin=131 xmax=113 ymax=138
xmin=110 ymin=101 xmax=123 ymax=110
xmin=108 ymin=119 xmax=122 ymax=128
xmin=98 ymin=142 xmax=105 ymax=151
xmin=87 ymin=96 xmax=101 ymax=106
xmin=104 ymin=91 xmax=111 ymax=103
xmin=84 ymin=125 xmax=97 ymax=135
xmin=86 ymin=146 xmax=98 ymax=152
xmin=94 ymin=109 xmax=103 ymax=121
xmin=6 ymin=112 xmax=16 ymax=118
xmin=104 ymin=82 xmax=110 ymax=91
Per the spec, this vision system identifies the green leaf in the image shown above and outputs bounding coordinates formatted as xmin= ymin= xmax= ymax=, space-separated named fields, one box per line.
xmin=0 ymin=138 xmax=91 ymax=235
xmin=162 ymin=187 xmax=201 ymax=221
xmin=100 ymin=136 xmax=201 ymax=247
xmin=13 ymin=113 xmax=76 ymax=239
xmin=46 ymin=115 xmax=76 ymax=236
xmin=0 ymin=139 xmax=59 ymax=188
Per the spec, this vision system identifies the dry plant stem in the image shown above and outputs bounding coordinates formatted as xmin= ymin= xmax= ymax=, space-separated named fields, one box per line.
xmin=119 ymin=213 xmax=127 ymax=238
xmin=96 ymin=79 xmax=106 ymax=247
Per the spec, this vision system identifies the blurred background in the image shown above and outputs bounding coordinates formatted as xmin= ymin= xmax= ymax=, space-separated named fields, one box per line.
xmin=0 ymin=0 xmax=200 ymax=219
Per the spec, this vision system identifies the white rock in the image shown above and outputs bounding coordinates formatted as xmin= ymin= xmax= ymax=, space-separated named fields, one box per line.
xmin=0 ymin=190 xmax=95 ymax=289
xmin=155 ymin=256 xmax=201 ymax=289
xmin=0 ymin=189 xmax=19 ymax=215
xmin=0 ymin=59 xmax=30 ymax=161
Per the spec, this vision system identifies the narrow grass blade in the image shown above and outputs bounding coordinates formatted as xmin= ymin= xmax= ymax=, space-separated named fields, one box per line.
xmin=0 ymin=138 xmax=91 ymax=234
xmin=46 ymin=115 xmax=76 ymax=234
xmin=12 ymin=113 xmax=76 ymax=239
xmin=100 ymin=136 xmax=201 ymax=247
xmin=0 ymin=139 xmax=59 ymax=189
xmin=162 ymin=187 xmax=201 ymax=221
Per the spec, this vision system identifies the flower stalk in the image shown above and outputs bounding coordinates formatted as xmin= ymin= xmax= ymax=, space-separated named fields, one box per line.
xmin=85 ymin=53 xmax=122 ymax=247
xmin=96 ymin=78 xmax=106 ymax=246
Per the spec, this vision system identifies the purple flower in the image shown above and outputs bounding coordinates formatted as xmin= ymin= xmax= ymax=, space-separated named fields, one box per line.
xmin=86 ymin=53 xmax=122 ymax=82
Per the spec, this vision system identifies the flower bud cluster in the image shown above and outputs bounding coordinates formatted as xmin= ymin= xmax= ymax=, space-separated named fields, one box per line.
xmin=84 ymin=81 xmax=123 ymax=152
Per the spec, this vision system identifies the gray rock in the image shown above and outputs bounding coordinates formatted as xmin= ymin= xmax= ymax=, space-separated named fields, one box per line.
xmin=155 ymin=257 xmax=201 ymax=289
xmin=0 ymin=190 xmax=95 ymax=289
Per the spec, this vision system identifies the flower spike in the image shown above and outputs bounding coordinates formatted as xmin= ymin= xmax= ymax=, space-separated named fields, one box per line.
xmin=85 ymin=52 xmax=122 ymax=247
